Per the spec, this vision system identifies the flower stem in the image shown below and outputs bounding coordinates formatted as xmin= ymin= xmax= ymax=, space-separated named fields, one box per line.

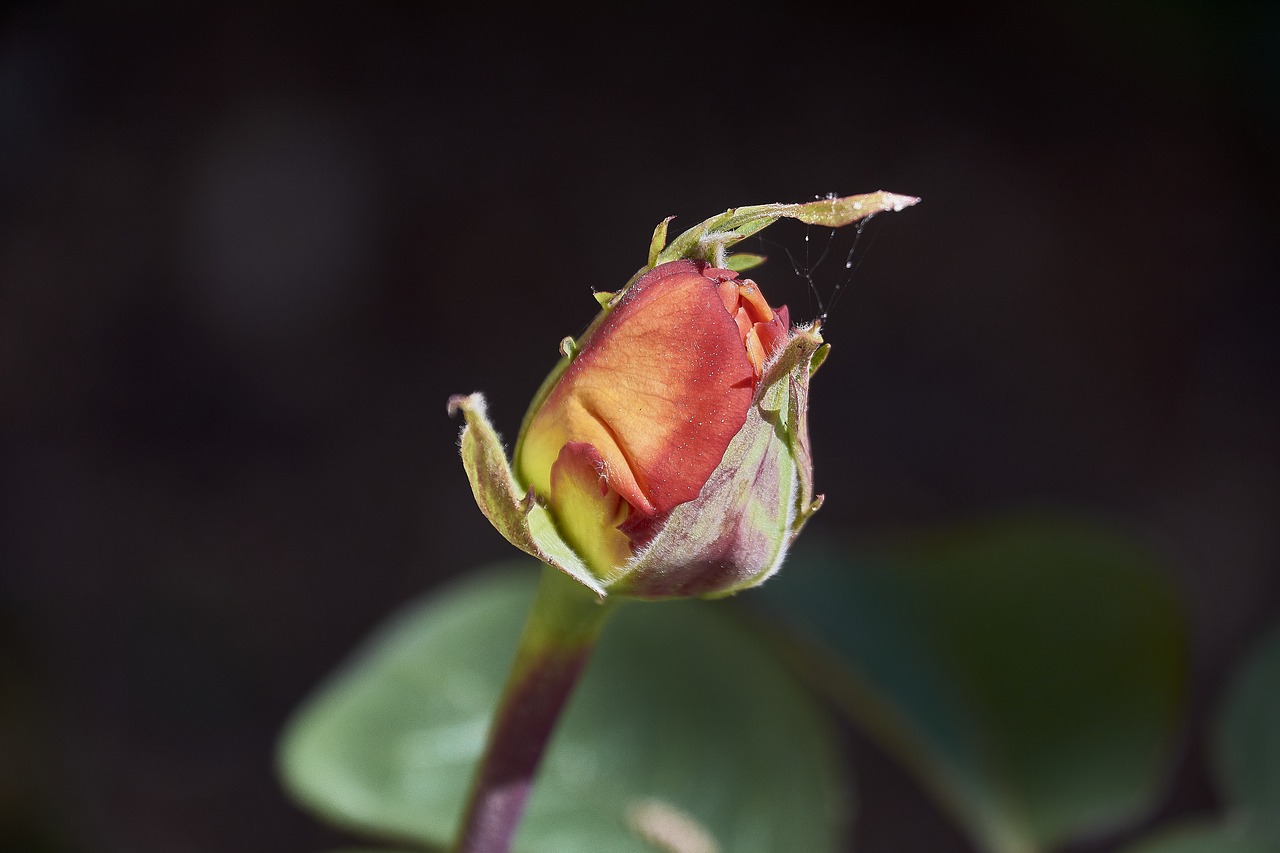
xmin=452 ymin=565 xmax=617 ymax=853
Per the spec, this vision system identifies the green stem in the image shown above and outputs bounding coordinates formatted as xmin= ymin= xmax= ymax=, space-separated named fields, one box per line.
xmin=452 ymin=565 xmax=618 ymax=853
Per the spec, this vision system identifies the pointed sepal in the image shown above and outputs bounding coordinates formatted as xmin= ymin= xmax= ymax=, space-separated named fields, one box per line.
xmin=787 ymin=330 xmax=824 ymax=540
xmin=654 ymin=191 xmax=920 ymax=270
xmin=647 ymin=216 xmax=674 ymax=269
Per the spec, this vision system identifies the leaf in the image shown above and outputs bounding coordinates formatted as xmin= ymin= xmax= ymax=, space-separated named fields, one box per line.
xmin=722 ymin=252 xmax=767 ymax=273
xmin=762 ymin=515 xmax=1187 ymax=853
xmin=1116 ymin=820 xmax=1274 ymax=853
xmin=279 ymin=565 xmax=847 ymax=852
xmin=1212 ymin=623 xmax=1280 ymax=845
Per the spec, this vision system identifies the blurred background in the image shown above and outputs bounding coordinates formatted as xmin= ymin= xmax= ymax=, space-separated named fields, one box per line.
xmin=1 ymin=3 xmax=1277 ymax=851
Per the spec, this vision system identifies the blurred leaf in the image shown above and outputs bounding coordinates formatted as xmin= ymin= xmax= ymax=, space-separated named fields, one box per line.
xmin=1212 ymin=623 xmax=1280 ymax=845
xmin=762 ymin=515 xmax=1187 ymax=853
xmin=1116 ymin=820 xmax=1274 ymax=853
xmin=279 ymin=563 xmax=846 ymax=853
xmin=1117 ymin=624 xmax=1280 ymax=853
xmin=723 ymin=252 xmax=767 ymax=272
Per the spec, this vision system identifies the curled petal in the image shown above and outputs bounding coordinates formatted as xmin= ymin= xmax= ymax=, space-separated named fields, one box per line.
xmin=548 ymin=442 xmax=634 ymax=577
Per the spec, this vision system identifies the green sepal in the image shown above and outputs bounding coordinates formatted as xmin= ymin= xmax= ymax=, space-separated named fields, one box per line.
xmin=654 ymin=191 xmax=919 ymax=269
xmin=647 ymin=216 xmax=674 ymax=268
xmin=788 ymin=332 xmax=824 ymax=538
xmin=809 ymin=341 xmax=831 ymax=377
xmin=607 ymin=327 xmax=824 ymax=600
xmin=447 ymin=393 xmax=607 ymax=597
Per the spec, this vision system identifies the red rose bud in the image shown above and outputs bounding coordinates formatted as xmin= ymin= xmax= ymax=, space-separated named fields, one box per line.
xmin=449 ymin=193 xmax=917 ymax=598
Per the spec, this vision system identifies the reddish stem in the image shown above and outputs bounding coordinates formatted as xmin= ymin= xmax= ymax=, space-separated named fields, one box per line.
xmin=452 ymin=566 xmax=615 ymax=853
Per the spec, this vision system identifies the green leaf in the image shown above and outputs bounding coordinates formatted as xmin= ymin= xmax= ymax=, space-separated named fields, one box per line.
xmin=1116 ymin=820 xmax=1274 ymax=853
xmin=1212 ymin=623 xmax=1280 ymax=845
xmin=763 ymin=515 xmax=1187 ymax=853
xmin=279 ymin=565 xmax=847 ymax=852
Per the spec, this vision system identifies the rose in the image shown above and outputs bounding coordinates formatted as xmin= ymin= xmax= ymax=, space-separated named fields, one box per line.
xmin=450 ymin=193 xmax=917 ymax=599
xmin=446 ymin=195 xmax=916 ymax=853
xmin=450 ymin=257 xmax=822 ymax=600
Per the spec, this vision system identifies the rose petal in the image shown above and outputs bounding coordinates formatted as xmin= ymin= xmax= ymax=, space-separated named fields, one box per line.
xmin=548 ymin=442 xmax=634 ymax=576
xmin=519 ymin=260 xmax=757 ymax=521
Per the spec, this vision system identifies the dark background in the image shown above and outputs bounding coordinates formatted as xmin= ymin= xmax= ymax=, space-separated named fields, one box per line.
xmin=2 ymin=3 xmax=1277 ymax=852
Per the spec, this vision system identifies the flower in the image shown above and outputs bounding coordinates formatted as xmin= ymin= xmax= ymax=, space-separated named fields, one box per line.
xmin=449 ymin=193 xmax=917 ymax=598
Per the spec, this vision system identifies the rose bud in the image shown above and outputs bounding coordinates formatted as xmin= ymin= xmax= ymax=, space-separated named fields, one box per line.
xmin=449 ymin=193 xmax=918 ymax=599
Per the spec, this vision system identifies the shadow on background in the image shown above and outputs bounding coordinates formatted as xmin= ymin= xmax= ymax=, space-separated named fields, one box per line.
xmin=1 ymin=3 xmax=1277 ymax=851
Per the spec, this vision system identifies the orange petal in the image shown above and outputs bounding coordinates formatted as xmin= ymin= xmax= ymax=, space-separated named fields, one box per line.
xmin=745 ymin=328 xmax=768 ymax=373
xmin=737 ymin=279 xmax=774 ymax=323
xmin=733 ymin=306 xmax=753 ymax=341
xmin=519 ymin=259 xmax=756 ymax=521
xmin=751 ymin=305 xmax=791 ymax=370
xmin=717 ymin=280 xmax=739 ymax=315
